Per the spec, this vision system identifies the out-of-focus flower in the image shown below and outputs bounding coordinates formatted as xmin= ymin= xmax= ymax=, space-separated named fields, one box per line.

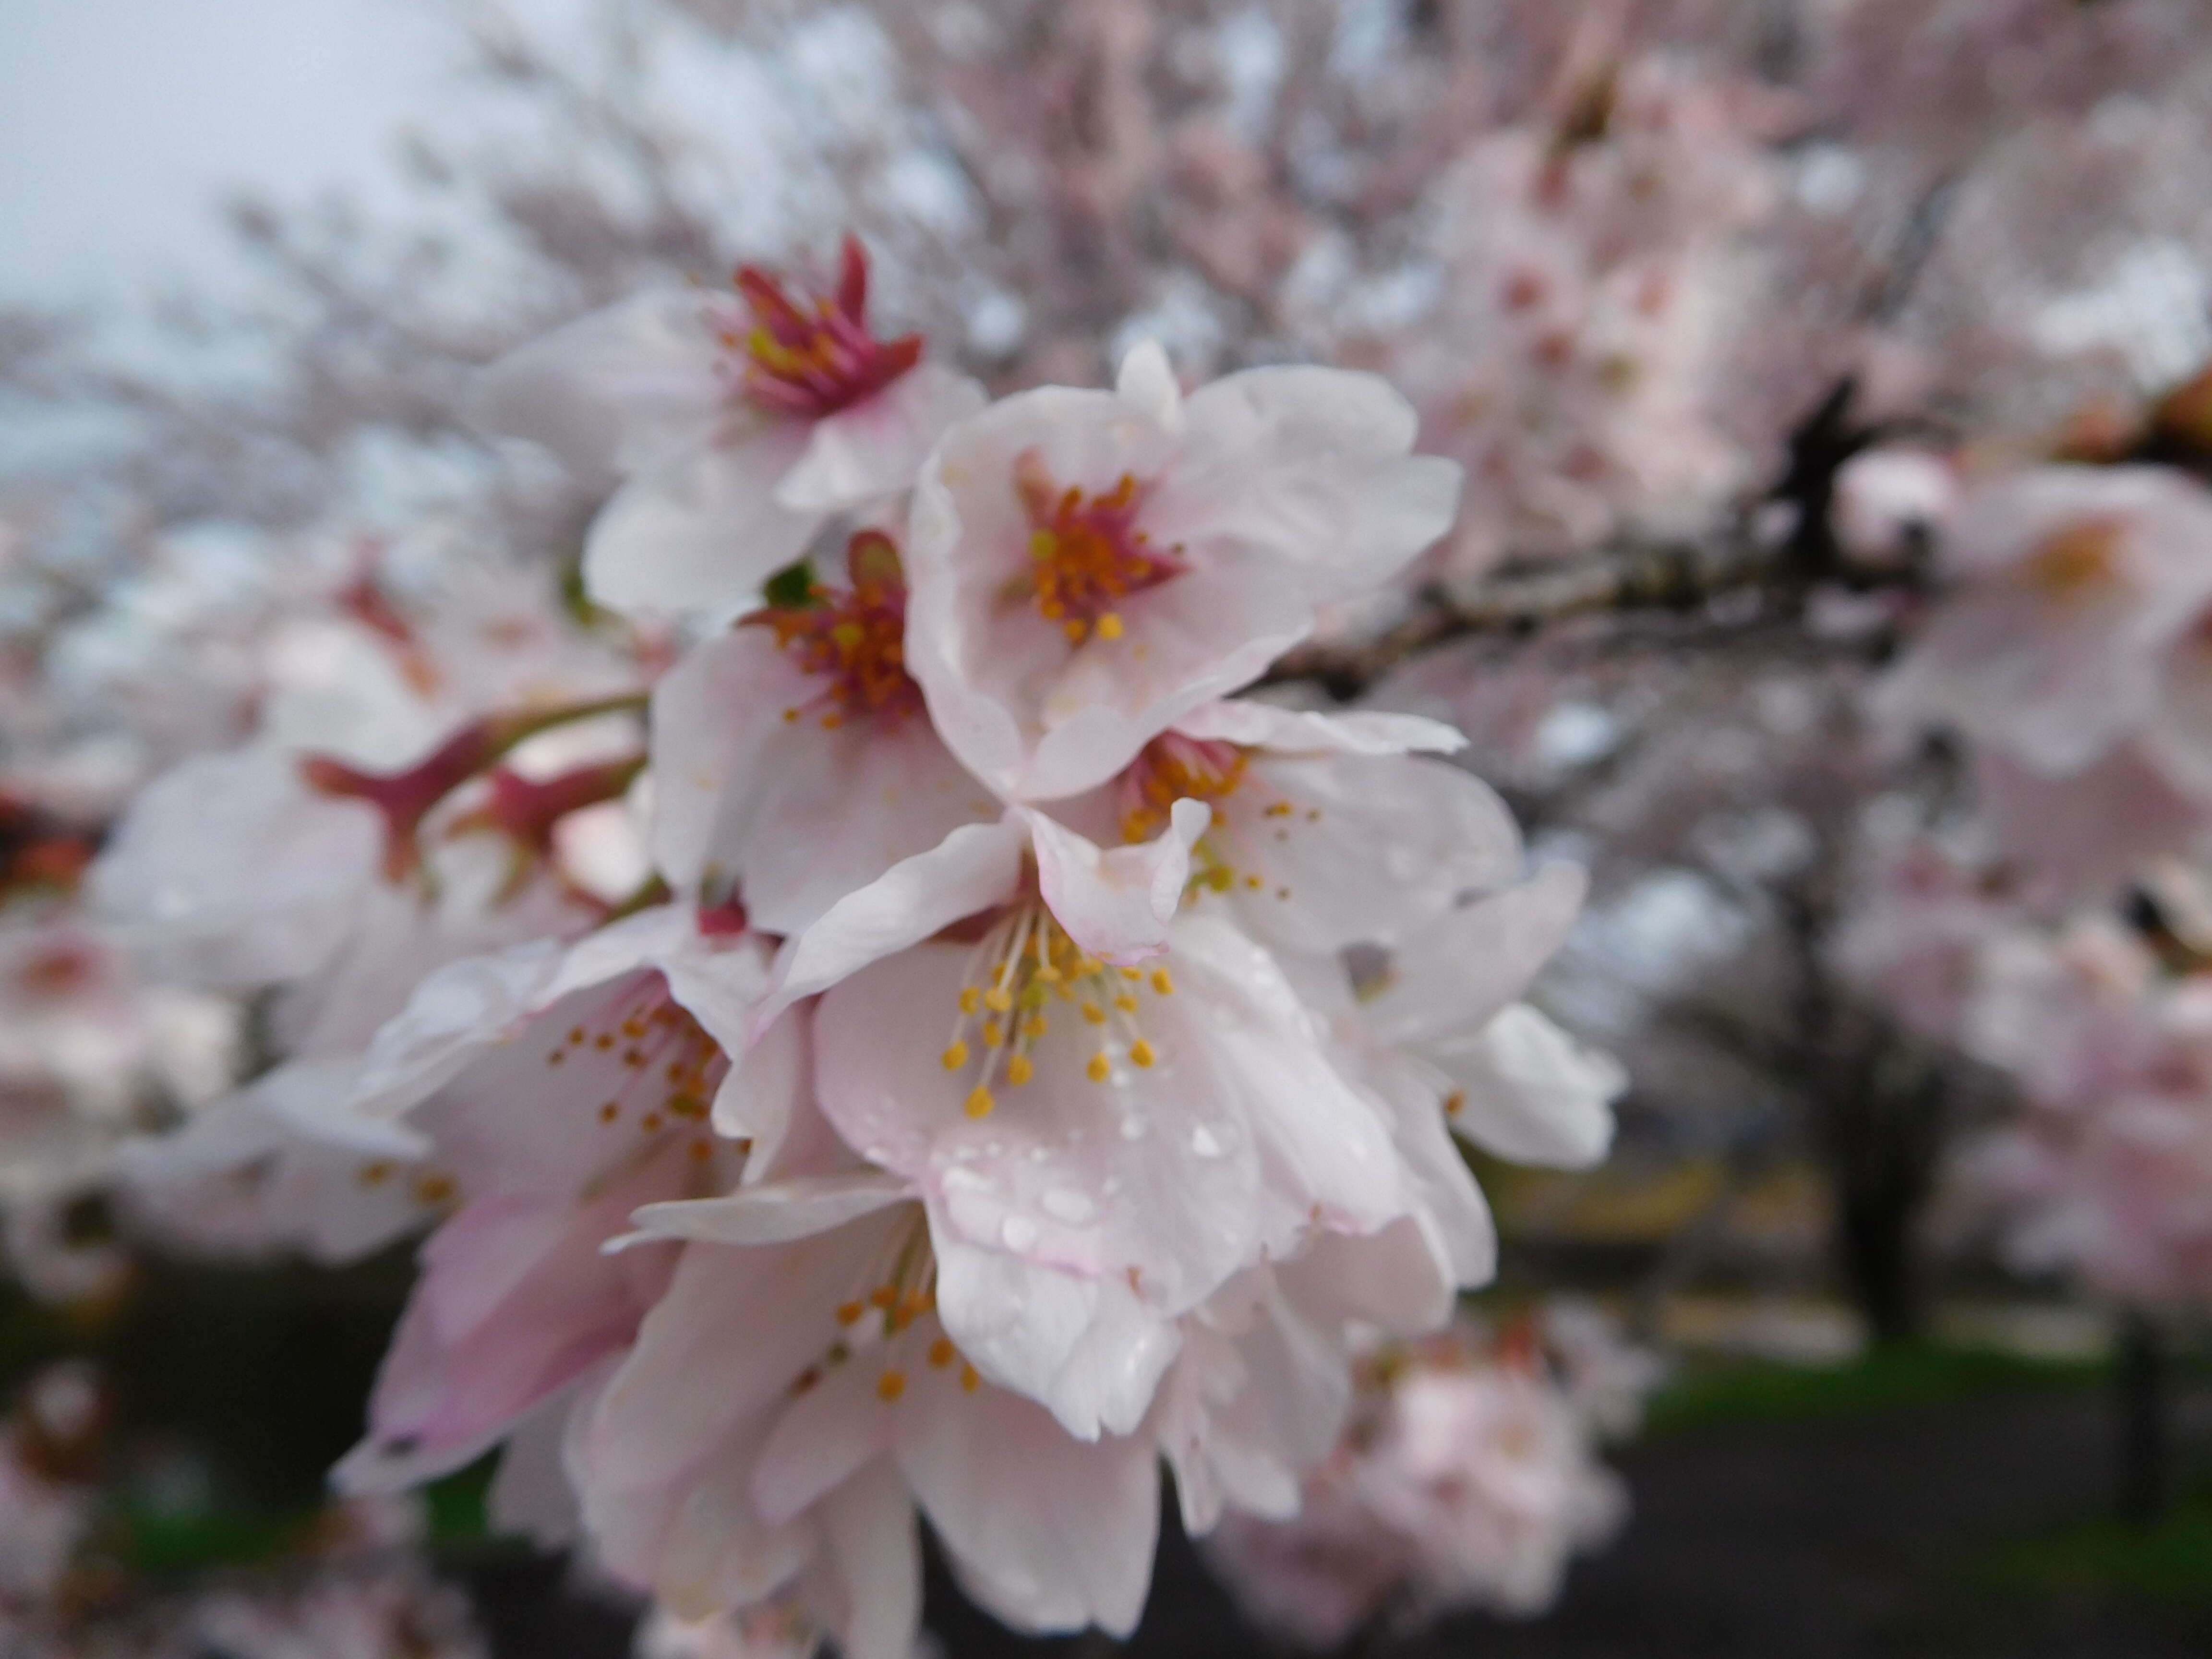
xmin=1203 ymin=1314 xmax=1646 ymax=1646
xmin=478 ymin=238 xmax=984 ymax=620
xmin=1873 ymin=466 xmax=2212 ymax=893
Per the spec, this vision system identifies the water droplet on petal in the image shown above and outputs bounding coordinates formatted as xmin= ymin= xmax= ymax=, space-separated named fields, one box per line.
xmin=1001 ymin=1214 xmax=1040 ymax=1251
xmin=1040 ymin=1187 xmax=1096 ymax=1224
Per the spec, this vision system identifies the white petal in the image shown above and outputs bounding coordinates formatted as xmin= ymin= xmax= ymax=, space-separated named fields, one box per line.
xmin=1362 ymin=862 xmax=1588 ymax=1050
xmin=816 ymin=1460 xmax=924 ymax=1659
xmin=88 ymin=745 xmax=382 ymax=991
xmin=1168 ymin=365 xmax=1462 ymax=595
xmin=650 ymin=631 xmax=998 ymax=937
xmin=343 ymin=938 xmax=575 ymax=1120
xmin=751 ymin=1360 xmax=892 ymax=1527
xmin=1114 ymin=339 xmax=1184 ymax=433
xmin=630 ymin=1171 xmax=913 ymax=1247
xmin=755 ymin=817 xmax=1028 ymax=1036
xmin=1172 ymin=701 xmax=1467 ymax=756
xmin=930 ymin=1233 xmax=1182 ymax=1440
xmin=1025 ymin=798 xmax=1208 ymax=966
xmin=2144 ymin=628 xmax=2212 ymax=800
xmin=776 ymin=364 xmax=987 ymax=513
xmin=584 ymin=425 xmax=817 ymax=620
xmin=471 ymin=291 xmax=727 ymax=480
xmin=895 ymin=1380 xmax=1159 ymax=1637
xmin=1435 ymin=1003 xmax=1623 ymax=1169
xmin=485 ymin=1376 xmax=596 ymax=1549
xmin=1212 ymin=754 xmax=1523 ymax=952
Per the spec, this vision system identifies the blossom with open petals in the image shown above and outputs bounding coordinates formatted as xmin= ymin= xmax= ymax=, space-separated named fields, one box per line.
xmin=478 ymin=239 xmax=983 ymax=619
xmin=906 ymin=341 xmax=1460 ymax=801
xmin=328 ymin=906 xmax=799 ymax=1494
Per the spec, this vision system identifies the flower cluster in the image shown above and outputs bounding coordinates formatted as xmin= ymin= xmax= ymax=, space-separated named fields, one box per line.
xmin=93 ymin=242 xmax=1622 ymax=1652
xmin=1202 ymin=1306 xmax=1654 ymax=1648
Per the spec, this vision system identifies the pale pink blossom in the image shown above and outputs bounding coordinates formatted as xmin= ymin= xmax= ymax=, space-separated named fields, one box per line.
xmin=1204 ymin=1322 xmax=1632 ymax=1646
xmin=800 ymin=908 xmax=1402 ymax=1438
xmin=329 ymin=905 xmax=801 ymax=1494
xmin=1831 ymin=831 xmax=2017 ymax=1045
xmin=1875 ymin=467 xmax=2212 ymax=784
xmin=1955 ymin=953 xmax=2212 ymax=1307
xmin=649 ymin=530 xmax=997 ymax=936
xmin=477 ymin=240 xmax=983 ymax=620
xmin=906 ymin=340 xmax=1460 ymax=802
xmin=576 ymin=1199 xmax=1161 ymax=1658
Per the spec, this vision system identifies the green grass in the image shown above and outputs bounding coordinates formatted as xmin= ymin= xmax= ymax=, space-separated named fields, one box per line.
xmin=1971 ymin=1497 xmax=2212 ymax=1606
xmin=1646 ymin=1344 xmax=2104 ymax=1437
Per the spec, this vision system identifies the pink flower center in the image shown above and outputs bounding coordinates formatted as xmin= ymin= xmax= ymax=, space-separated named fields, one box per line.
xmin=747 ymin=531 xmax=925 ymax=731
xmin=1118 ymin=733 xmax=1246 ymax=843
xmin=935 ymin=905 xmax=1175 ymax=1120
xmin=1014 ymin=452 xmax=1187 ymax=645
xmin=723 ymin=236 xmax=922 ymax=421
xmin=787 ymin=1213 xmax=976 ymax=1402
xmin=544 ymin=976 xmax=729 ymax=1166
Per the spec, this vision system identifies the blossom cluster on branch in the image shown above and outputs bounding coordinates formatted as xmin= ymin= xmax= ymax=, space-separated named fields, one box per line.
xmin=73 ymin=242 xmax=1625 ymax=1652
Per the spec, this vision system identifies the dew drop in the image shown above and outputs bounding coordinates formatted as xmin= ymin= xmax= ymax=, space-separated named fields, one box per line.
xmin=1040 ymin=1187 xmax=1096 ymax=1224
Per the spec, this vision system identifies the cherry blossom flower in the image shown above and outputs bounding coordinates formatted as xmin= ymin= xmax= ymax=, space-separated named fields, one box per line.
xmin=328 ymin=905 xmax=802 ymax=1494
xmin=905 ymin=340 xmax=1460 ymax=801
xmin=1950 ymin=918 xmax=2212 ymax=1307
xmin=590 ymin=1168 xmax=1432 ymax=1654
xmin=771 ymin=908 xmax=1396 ymax=1439
xmin=1831 ymin=830 xmax=2017 ymax=1045
xmin=649 ymin=530 xmax=998 ymax=936
xmin=477 ymin=239 xmax=984 ymax=619
xmin=1876 ymin=467 xmax=2212 ymax=771
xmin=1089 ymin=700 xmax=1524 ymax=954
xmin=1348 ymin=864 xmax=1623 ymax=1172
xmin=1203 ymin=1320 xmax=1635 ymax=1646
xmin=576 ymin=1198 xmax=1162 ymax=1658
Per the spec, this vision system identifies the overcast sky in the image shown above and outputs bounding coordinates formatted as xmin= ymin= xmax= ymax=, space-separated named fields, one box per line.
xmin=0 ymin=0 xmax=459 ymax=306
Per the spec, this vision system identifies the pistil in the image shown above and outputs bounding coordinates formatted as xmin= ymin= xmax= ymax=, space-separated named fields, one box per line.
xmin=721 ymin=237 xmax=922 ymax=421
xmin=1014 ymin=452 xmax=1186 ymax=644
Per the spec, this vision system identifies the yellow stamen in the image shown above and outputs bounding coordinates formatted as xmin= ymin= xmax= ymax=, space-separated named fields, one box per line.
xmin=965 ymin=1086 xmax=996 ymax=1119
xmin=941 ymin=1042 xmax=968 ymax=1070
xmin=928 ymin=1338 xmax=956 ymax=1368
xmin=1006 ymin=1054 xmax=1034 ymax=1086
xmin=877 ymin=1371 xmax=906 ymax=1403
xmin=1129 ymin=1039 xmax=1156 ymax=1068
xmin=1096 ymin=612 xmax=1124 ymax=640
xmin=1087 ymin=1052 xmax=1112 ymax=1083
xmin=1150 ymin=969 xmax=1174 ymax=995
